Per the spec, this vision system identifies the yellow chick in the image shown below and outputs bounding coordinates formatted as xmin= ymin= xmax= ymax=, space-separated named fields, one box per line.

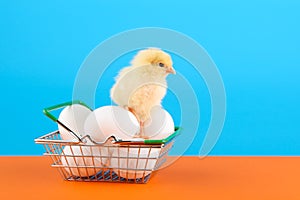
xmin=110 ymin=48 xmax=176 ymax=138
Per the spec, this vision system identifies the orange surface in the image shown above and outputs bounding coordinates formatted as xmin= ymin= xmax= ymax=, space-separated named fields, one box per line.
xmin=1 ymin=156 xmax=300 ymax=199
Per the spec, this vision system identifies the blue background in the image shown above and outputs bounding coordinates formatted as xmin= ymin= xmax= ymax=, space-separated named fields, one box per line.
xmin=0 ymin=0 xmax=299 ymax=155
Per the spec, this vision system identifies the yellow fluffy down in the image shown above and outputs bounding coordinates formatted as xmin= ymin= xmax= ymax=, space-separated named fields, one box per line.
xmin=110 ymin=48 xmax=175 ymax=123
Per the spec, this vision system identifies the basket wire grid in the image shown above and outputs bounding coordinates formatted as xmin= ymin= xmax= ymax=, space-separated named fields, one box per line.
xmin=35 ymin=101 xmax=179 ymax=184
xmin=37 ymin=131 xmax=175 ymax=183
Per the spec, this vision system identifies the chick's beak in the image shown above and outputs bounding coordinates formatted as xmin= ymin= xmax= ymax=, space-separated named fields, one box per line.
xmin=166 ymin=66 xmax=176 ymax=74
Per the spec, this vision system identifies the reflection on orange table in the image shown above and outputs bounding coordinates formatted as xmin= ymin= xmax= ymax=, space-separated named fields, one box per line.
xmin=1 ymin=156 xmax=300 ymax=199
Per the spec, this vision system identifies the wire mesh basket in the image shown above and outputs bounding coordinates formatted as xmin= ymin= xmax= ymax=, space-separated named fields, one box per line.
xmin=35 ymin=101 xmax=180 ymax=184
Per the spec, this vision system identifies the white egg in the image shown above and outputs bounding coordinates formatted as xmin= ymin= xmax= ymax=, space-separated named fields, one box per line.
xmin=61 ymin=145 xmax=102 ymax=177
xmin=143 ymin=106 xmax=175 ymax=139
xmin=110 ymin=147 xmax=161 ymax=179
xmin=88 ymin=145 xmax=111 ymax=168
xmin=58 ymin=104 xmax=92 ymax=141
xmin=84 ymin=106 xmax=140 ymax=142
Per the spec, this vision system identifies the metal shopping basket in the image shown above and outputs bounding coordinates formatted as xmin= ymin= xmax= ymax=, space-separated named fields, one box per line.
xmin=35 ymin=101 xmax=180 ymax=184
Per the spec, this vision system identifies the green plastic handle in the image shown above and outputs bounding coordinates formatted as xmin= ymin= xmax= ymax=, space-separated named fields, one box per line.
xmin=43 ymin=100 xmax=92 ymax=122
xmin=144 ymin=127 xmax=181 ymax=144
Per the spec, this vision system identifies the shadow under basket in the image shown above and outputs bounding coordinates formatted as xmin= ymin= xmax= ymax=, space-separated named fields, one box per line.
xmin=35 ymin=128 xmax=180 ymax=184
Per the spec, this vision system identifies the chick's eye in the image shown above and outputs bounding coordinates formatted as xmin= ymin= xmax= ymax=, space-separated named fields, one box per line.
xmin=158 ymin=63 xmax=165 ymax=67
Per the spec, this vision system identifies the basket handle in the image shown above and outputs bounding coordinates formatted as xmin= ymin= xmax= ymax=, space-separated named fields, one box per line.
xmin=43 ymin=100 xmax=92 ymax=142
xmin=43 ymin=100 xmax=92 ymax=121
xmin=113 ymin=127 xmax=182 ymax=145
xmin=144 ymin=127 xmax=181 ymax=144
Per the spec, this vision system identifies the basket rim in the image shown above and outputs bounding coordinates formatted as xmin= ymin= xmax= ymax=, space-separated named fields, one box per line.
xmin=34 ymin=127 xmax=181 ymax=146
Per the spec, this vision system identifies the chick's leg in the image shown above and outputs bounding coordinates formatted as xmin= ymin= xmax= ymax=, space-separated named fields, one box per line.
xmin=132 ymin=121 xmax=148 ymax=139
xmin=126 ymin=106 xmax=149 ymax=139
xmin=138 ymin=121 xmax=149 ymax=139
